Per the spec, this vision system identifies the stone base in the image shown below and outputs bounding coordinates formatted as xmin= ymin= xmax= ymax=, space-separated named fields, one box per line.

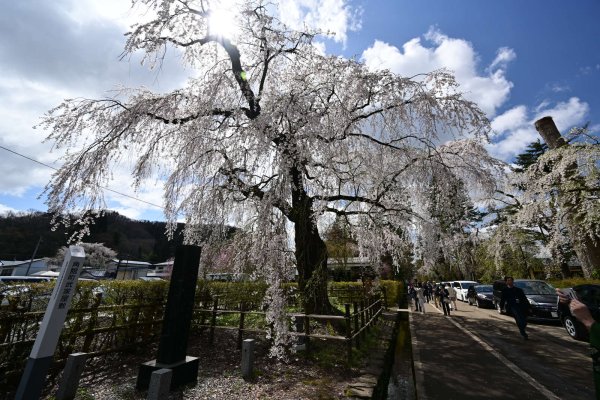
xmin=136 ymin=356 xmax=199 ymax=390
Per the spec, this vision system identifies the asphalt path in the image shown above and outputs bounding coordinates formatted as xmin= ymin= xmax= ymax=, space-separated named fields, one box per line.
xmin=409 ymin=300 xmax=595 ymax=400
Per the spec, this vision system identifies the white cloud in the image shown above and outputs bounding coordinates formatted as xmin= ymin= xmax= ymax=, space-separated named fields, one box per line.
xmin=361 ymin=28 xmax=514 ymax=117
xmin=533 ymin=97 xmax=589 ymax=132
xmin=490 ymin=105 xmax=528 ymax=136
xmin=487 ymin=97 xmax=589 ymax=160
xmin=277 ymin=0 xmax=362 ymax=45
xmin=489 ymin=47 xmax=516 ymax=71
xmin=549 ymin=83 xmax=570 ymax=93
xmin=0 ymin=0 xmax=189 ymax=217
xmin=0 ymin=203 xmax=18 ymax=215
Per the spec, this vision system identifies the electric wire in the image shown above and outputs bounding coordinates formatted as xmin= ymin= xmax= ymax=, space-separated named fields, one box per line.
xmin=0 ymin=144 xmax=164 ymax=210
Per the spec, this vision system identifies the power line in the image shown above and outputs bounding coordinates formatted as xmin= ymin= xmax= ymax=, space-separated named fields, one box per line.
xmin=0 ymin=144 xmax=164 ymax=210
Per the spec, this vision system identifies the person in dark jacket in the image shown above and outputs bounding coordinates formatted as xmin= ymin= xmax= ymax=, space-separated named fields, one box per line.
xmin=500 ymin=276 xmax=529 ymax=339
xmin=439 ymin=285 xmax=451 ymax=316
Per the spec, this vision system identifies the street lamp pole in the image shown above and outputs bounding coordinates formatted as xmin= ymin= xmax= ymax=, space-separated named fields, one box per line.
xmin=25 ymin=236 xmax=42 ymax=276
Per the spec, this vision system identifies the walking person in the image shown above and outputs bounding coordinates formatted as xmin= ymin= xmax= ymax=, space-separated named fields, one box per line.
xmin=423 ymin=283 xmax=430 ymax=303
xmin=433 ymin=284 xmax=440 ymax=308
xmin=416 ymin=286 xmax=426 ymax=313
xmin=439 ymin=285 xmax=451 ymax=316
xmin=446 ymin=284 xmax=458 ymax=311
xmin=500 ymin=276 xmax=529 ymax=339
xmin=408 ymin=283 xmax=418 ymax=312
xmin=426 ymin=282 xmax=433 ymax=303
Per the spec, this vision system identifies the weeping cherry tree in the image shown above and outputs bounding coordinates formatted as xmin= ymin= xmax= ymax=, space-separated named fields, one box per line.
xmin=40 ymin=0 xmax=503 ymax=320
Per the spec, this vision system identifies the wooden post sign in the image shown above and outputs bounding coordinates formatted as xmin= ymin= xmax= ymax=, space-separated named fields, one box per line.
xmin=15 ymin=245 xmax=86 ymax=400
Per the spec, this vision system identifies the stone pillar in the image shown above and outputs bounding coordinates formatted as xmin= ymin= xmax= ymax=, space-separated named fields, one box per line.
xmin=15 ymin=246 xmax=86 ymax=400
xmin=137 ymin=245 xmax=201 ymax=390
xmin=534 ymin=116 xmax=568 ymax=149
xmin=147 ymin=369 xmax=172 ymax=400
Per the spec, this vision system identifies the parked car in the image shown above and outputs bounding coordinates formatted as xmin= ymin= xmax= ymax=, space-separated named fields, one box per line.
xmin=452 ymin=281 xmax=479 ymax=302
xmin=467 ymin=284 xmax=494 ymax=308
xmin=493 ymin=279 xmax=558 ymax=320
xmin=557 ymin=284 xmax=600 ymax=341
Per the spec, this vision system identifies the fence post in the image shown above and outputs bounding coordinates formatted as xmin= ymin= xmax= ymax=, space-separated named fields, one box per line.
xmin=210 ymin=298 xmax=219 ymax=345
xmin=344 ymin=304 xmax=352 ymax=363
xmin=353 ymin=302 xmax=360 ymax=348
xmin=237 ymin=302 xmax=246 ymax=350
xmin=82 ymin=295 xmax=102 ymax=352
xmin=56 ymin=352 xmax=88 ymax=400
xmin=304 ymin=314 xmax=310 ymax=354
xmin=381 ymin=286 xmax=388 ymax=309
xmin=360 ymin=300 xmax=366 ymax=340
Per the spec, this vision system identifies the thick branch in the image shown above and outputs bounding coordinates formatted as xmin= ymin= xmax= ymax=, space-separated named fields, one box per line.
xmin=161 ymin=35 xmax=261 ymax=119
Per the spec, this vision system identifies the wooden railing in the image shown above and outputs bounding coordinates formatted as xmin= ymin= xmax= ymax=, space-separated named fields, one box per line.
xmin=194 ymin=294 xmax=384 ymax=362
xmin=0 ymin=284 xmax=387 ymax=392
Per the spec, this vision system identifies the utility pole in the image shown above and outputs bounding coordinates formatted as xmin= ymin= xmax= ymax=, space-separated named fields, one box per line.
xmin=25 ymin=236 xmax=42 ymax=276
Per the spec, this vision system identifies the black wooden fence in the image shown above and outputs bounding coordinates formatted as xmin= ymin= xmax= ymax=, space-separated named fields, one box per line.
xmin=0 ymin=282 xmax=388 ymax=392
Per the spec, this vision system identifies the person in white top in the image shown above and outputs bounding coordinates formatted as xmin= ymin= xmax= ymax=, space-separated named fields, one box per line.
xmin=447 ymin=285 xmax=458 ymax=311
xmin=416 ymin=287 xmax=426 ymax=313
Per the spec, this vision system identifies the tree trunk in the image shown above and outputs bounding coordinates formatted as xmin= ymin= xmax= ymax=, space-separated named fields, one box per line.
xmin=289 ymin=165 xmax=335 ymax=315
xmin=294 ymin=214 xmax=333 ymax=314
xmin=535 ymin=116 xmax=600 ymax=278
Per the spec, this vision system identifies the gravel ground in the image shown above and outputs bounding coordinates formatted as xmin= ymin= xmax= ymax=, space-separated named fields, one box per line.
xmin=42 ymin=329 xmax=359 ymax=400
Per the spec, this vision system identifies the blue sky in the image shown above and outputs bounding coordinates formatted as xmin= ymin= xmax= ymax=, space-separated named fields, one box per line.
xmin=0 ymin=0 xmax=598 ymax=221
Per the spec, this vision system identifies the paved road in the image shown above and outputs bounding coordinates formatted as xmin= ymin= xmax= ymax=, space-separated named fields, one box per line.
xmin=409 ymin=300 xmax=595 ymax=400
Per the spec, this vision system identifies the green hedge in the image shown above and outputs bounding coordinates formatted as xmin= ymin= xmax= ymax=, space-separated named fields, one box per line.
xmin=380 ymin=280 xmax=404 ymax=306
xmin=548 ymin=278 xmax=600 ymax=289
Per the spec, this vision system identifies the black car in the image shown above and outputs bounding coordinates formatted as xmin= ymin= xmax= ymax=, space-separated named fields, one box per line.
xmin=558 ymin=284 xmax=600 ymax=341
xmin=492 ymin=279 xmax=558 ymax=320
xmin=467 ymin=284 xmax=494 ymax=308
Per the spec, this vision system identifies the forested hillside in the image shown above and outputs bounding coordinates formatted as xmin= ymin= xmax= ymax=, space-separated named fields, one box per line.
xmin=0 ymin=210 xmax=186 ymax=262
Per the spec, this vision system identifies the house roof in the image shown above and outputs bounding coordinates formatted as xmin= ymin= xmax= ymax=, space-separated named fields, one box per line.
xmin=153 ymin=261 xmax=174 ymax=267
xmin=109 ymin=259 xmax=153 ymax=266
xmin=0 ymin=259 xmax=46 ymax=267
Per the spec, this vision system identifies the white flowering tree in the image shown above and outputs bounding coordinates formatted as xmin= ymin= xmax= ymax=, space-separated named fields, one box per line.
xmin=525 ymin=120 xmax=599 ymax=277
xmin=40 ymin=0 xmax=502 ymax=315
xmin=49 ymin=242 xmax=117 ymax=270
xmin=489 ymin=122 xmax=599 ymax=278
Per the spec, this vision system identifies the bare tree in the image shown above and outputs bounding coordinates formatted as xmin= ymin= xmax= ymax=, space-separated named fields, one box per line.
xmin=40 ymin=0 xmax=502 ymax=316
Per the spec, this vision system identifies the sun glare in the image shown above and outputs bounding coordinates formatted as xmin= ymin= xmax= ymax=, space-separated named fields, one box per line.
xmin=208 ymin=7 xmax=239 ymax=39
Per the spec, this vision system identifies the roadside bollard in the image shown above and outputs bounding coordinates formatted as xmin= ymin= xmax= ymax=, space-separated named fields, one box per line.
xmin=241 ymin=339 xmax=255 ymax=380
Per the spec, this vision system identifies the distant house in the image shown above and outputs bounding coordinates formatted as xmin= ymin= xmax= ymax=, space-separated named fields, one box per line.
xmin=106 ymin=259 xmax=151 ymax=280
xmin=148 ymin=260 xmax=174 ymax=279
xmin=0 ymin=259 xmax=48 ymax=276
xmin=327 ymin=257 xmax=376 ymax=281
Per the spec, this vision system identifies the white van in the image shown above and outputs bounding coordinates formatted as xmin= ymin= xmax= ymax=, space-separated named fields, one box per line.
xmin=452 ymin=281 xmax=479 ymax=302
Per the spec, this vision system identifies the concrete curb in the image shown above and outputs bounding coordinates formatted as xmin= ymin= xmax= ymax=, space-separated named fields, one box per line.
xmin=408 ymin=311 xmax=426 ymax=400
